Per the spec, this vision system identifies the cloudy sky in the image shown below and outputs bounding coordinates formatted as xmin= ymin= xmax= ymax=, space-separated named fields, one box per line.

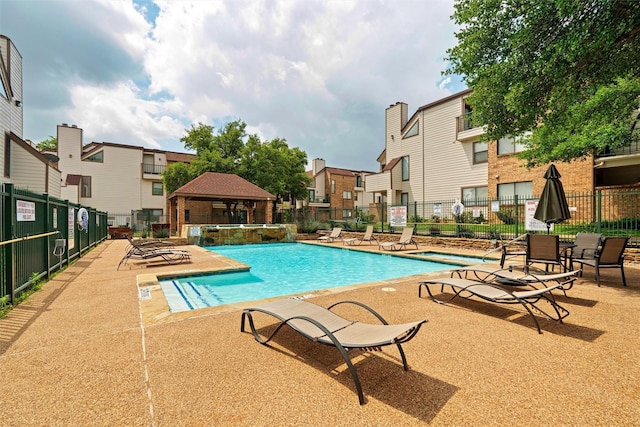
xmin=1 ymin=0 xmax=466 ymax=171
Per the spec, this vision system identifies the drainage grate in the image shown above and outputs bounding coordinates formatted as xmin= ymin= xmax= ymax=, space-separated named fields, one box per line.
xmin=139 ymin=288 xmax=151 ymax=300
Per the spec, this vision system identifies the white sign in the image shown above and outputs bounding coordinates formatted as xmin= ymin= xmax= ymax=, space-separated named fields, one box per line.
xmin=189 ymin=226 xmax=201 ymax=236
xmin=16 ymin=200 xmax=36 ymax=221
xmin=525 ymin=199 xmax=550 ymax=231
xmin=433 ymin=203 xmax=442 ymax=217
xmin=68 ymin=209 xmax=75 ymax=250
xmin=472 ymin=207 xmax=481 ymax=218
xmin=452 ymin=201 xmax=465 ymax=216
xmin=491 ymin=200 xmax=500 ymax=213
xmin=53 ymin=208 xmax=58 ymax=228
xmin=390 ymin=206 xmax=407 ymax=227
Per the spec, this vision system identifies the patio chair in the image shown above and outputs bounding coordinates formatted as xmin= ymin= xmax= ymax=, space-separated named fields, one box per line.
xmin=318 ymin=227 xmax=343 ymax=243
xmin=343 ymin=225 xmax=378 ymax=246
xmin=379 ymin=227 xmax=418 ymax=251
xmin=498 ymin=235 xmax=527 ymax=268
xmin=574 ymin=236 xmax=628 ymax=287
xmin=418 ymin=277 xmax=569 ymax=334
xmin=126 ymin=234 xmax=173 ymax=251
xmin=564 ymin=232 xmax=602 ymax=271
xmin=241 ymin=298 xmax=427 ymax=405
xmin=526 ymin=234 xmax=564 ymax=272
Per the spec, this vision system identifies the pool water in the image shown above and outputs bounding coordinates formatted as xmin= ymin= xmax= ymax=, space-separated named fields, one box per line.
xmin=159 ymin=243 xmax=455 ymax=312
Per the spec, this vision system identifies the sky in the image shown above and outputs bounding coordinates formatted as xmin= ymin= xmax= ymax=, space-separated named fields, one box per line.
xmin=0 ymin=0 xmax=467 ymax=172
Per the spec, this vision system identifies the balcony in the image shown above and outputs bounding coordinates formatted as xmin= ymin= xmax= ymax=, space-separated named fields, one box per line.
xmin=456 ymin=112 xmax=485 ymax=142
xmin=308 ymin=196 xmax=330 ymax=207
xmin=142 ymin=163 xmax=166 ymax=179
xmin=595 ymin=142 xmax=640 ymax=168
xmin=365 ymin=171 xmax=391 ymax=193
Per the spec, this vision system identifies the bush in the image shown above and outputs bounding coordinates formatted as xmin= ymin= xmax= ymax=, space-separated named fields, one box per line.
xmin=429 ymin=226 xmax=441 ymax=236
xmin=488 ymin=228 xmax=502 ymax=240
xmin=298 ymin=220 xmax=321 ymax=233
xmin=409 ymin=215 xmax=426 ymax=223
xmin=153 ymin=228 xmax=170 ymax=238
xmin=496 ymin=209 xmax=516 ymax=225
xmin=456 ymin=226 xmax=476 ymax=238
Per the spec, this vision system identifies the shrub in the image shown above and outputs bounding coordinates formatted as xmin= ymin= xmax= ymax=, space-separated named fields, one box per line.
xmin=456 ymin=226 xmax=476 ymax=238
xmin=299 ymin=220 xmax=321 ymax=233
xmin=496 ymin=209 xmax=516 ymax=225
xmin=153 ymin=228 xmax=170 ymax=238
xmin=429 ymin=226 xmax=441 ymax=236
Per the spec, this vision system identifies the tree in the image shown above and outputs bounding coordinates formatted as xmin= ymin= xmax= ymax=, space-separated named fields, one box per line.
xmin=162 ymin=162 xmax=193 ymax=194
xmin=37 ymin=136 xmax=57 ymax=150
xmin=445 ymin=0 xmax=640 ymax=166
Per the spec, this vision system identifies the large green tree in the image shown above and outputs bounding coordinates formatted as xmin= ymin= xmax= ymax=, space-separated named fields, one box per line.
xmin=163 ymin=119 xmax=310 ymax=205
xmin=445 ymin=0 xmax=640 ymax=166
xmin=36 ymin=136 xmax=57 ymax=150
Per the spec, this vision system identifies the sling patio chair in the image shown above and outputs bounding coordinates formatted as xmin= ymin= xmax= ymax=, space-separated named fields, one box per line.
xmin=418 ymin=277 xmax=569 ymax=334
xmin=317 ymin=227 xmax=343 ymax=243
xmin=240 ymin=298 xmax=427 ymax=405
xmin=498 ymin=234 xmax=527 ymax=268
xmin=563 ymin=232 xmax=602 ymax=271
xmin=126 ymin=234 xmax=174 ymax=251
xmin=379 ymin=227 xmax=419 ymax=251
xmin=574 ymin=236 xmax=629 ymax=287
xmin=526 ymin=233 xmax=565 ymax=272
xmin=343 ymin=225 xmax=378 ymax=246
xmin=450 ymin=265 xmax=581 ymax=296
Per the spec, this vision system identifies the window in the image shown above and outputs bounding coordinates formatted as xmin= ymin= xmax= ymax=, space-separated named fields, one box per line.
xmin=81 ymin=176 xmax=92 ymax=198
xmin=401 ymin=192 xmax=409 ymax=206
xmin=404 ymin=121 xmax=418 ymax=138
xmin=473 ymin=142 xmax=488 ymax=164
xmin=331 ymin=179 xmax=336 ymax=193
xmin=142 ymin=209 xmax=163 ymax=222
xmin=342 ymin=209 xmax=352 ymax=218
xmin=185 ymin=209 xmax=190 ymax=222
xmin=497 ymin=181 xmax=533 ymax=199
xmin=84 ymin=151 xmax=103 ymax=162
xmin=343 ymin=191 xmax=352 ymax=200
xmin=4 ymin=133 xmax=10 ymax=177
xmin=308 ymin=189 xmax=315 ymax=201
xmin=498 ymin=133 xmax=529 ymax=155
xmin=355 ymin=175 xmax=362 ymax=187
xmin=462 ymin=186 xmax=488 ymax=205
xmin=402 ymin=156 xmax=409 ymax=181
xmin=0 ymin=72 xmax=7 ymax=99
xmin=152 ymin=182 xmax=163 ymax=196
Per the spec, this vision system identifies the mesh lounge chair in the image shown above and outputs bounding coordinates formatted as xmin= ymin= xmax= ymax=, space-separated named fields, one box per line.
xmin=564 ymin=232 xmax=602 ymax=271
xmin=526 ymin=234 xmax=565 ymax=272
xmin=117 ymin=241 xmax=191 ymax=270
xmin=574 ymin=236 xmax=628 ymax=287
xmin=379 ymin=227 xmax=418 ymax=251
xmin=343 ymin=225 xmax=378 ymax=246
xmin=451 ymin=265 xmax=580 ymax=296
xmin=318 ymin=227 xmax=343 ymax=243
xmin=418 ymin=277 xmax=569 ymax=334
xmin=498 ymin=235 xmax=527 ymax=268
xmin=241 ymin=298 xmax=427 ymax=404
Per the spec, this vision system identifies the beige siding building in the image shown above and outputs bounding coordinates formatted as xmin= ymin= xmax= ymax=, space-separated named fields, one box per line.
xmin=56 ymin=124 xmax=194 ymax=227
xmin=367 ymin=90 xmax=488 ymax=219
xmin=1 ymin=35 xmax=61 ymax=197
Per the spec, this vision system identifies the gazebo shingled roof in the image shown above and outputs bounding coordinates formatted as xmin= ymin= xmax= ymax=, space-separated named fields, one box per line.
xmin=168 ymin=172 xmax=275 ymax=201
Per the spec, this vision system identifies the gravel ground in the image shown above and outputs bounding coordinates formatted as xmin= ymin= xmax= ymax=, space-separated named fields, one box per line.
xmin=0 ymin=239 xmax=638 ymax=426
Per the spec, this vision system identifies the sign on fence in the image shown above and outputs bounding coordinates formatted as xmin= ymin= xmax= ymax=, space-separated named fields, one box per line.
xmin=390 ymin=205 xmax=407 ymax=227
xmin=68 ymin=208 xmax=76 ymax=250
xmin=525 ymin=199 xmax=550 ymax=231
xmin=16 ymin=200 xmax=35 ymax=221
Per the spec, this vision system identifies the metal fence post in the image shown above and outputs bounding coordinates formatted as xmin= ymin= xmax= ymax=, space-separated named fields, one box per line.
xmin=514 ymin=194 xmax=520 ymax=237
xmin=6 ymin=183 xmax=15 ymax=303
xmin=596 ymin=190 xmax=602 ymax=233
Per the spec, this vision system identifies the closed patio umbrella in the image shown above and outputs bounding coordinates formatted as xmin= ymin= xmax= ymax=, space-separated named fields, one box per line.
xmin=534 ymin=164 xmax=571 ymax=233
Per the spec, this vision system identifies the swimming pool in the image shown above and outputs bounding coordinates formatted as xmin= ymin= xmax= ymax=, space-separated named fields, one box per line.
xmin=159 ymin=243 xmax=456 ymax=312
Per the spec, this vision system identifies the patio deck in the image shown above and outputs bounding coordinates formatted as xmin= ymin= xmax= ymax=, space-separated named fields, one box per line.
xmin=0 ymin=239 xmax=638 ymax=426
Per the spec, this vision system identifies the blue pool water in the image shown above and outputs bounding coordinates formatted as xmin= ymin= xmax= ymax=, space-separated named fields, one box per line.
xmin=159 ymin=243 xmax=455 ymax=312
xmin=413 ymin=251 xmax=492 ymax=264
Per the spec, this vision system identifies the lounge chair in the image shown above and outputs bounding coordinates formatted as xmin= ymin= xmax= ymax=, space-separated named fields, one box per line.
xmin=451 ymin=265 xmax=580 ymax=295
xmin=318 ymin=227 xmax=343 ymax=243
xmin=117 ymin=243 xmax=191 ymax=270
xmin=379 ymin=227 xmax=418 ymax=251
xmin=126 ymin=234 xmax=174 ymax=250
xmin=574 ymin=236 xmax=628 ymax=287
xmin=526 ymin=234 xmax=565 ymax=272
xmin=241 ymin=298 xmax=427 ymax=404
xmin=564 ymin=232 xmax=602 ymax=271
xmin=418 ymin=277 xmax=569 ymax=334
xmin=343 ymin=225 xmax=377 ymax=246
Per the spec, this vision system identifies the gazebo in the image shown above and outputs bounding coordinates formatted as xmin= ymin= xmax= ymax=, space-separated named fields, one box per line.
xmin=167 ymin=172 xmax=275 ymax=235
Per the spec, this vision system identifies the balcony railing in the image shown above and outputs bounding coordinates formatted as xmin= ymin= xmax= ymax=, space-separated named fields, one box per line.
xmin=309 ymin=197 xmax=330 ymax=204
xmin=598 ymin=142 xmax=640 ymax=157
xmin=142 ymin=163 xmax=166 ymax=175
xmin=457 ymin=112 xmax=475 ymax=132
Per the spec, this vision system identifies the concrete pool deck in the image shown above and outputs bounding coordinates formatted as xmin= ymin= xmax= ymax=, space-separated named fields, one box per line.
xmin=1 ymin=239 xmax=639 ymax=426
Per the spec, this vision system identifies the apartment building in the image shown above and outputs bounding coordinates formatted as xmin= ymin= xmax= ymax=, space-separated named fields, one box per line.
xmin=366 ymin=90 xmax=488 ymax=218
xmin=304 ymin=158 xmax=373 ymax=220
xmin=0 ymin=35 xmax=61 ymax=197
xmin=55 ymin=123 xmax=195 ymax=227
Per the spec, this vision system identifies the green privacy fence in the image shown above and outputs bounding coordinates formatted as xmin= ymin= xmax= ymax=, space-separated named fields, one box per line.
xmin=1 ymin=183 xmax=108 ymax=304
xmin=296 ymin=188 xmax=640 ymax=245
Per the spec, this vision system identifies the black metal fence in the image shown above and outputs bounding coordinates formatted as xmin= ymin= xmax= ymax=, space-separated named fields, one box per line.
xmin=295 ymin=188 xmax=640 ymax=245
xmin=1 ymin=183 xmax=108 ymax=304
